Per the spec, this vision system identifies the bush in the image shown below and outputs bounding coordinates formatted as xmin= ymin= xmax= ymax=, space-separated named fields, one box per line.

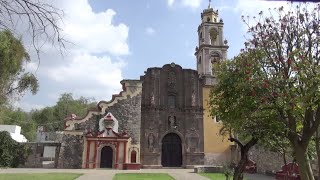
xmin=0 ymin=131 xmax=29 ymax=167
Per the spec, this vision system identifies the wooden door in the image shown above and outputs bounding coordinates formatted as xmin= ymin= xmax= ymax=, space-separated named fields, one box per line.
xmin=100 ymin=146 xmax=113 ymax=168
xmin=161 ymin=133 xmax=182 ymax=167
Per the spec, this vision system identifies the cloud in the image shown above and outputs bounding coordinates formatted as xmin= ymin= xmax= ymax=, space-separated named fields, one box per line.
xmin=14 ymin=101 xmax=45 ymax=112
xmin=145 ymin=27 xmax=156 ymax=35
xmin=168 ymin=0 xmax=175 ymax=7
xmin=47 ymin=53 xmax=125 ymax=99
xmin=167 ymin=0 xmax=202 ymax=9
xmin=232 ymin=0 xmax=294 ymax=31
xmin=234 ymin=0 xmax=290 ymax=16
xmin=18 ymin=0 xmax=129 ymax=111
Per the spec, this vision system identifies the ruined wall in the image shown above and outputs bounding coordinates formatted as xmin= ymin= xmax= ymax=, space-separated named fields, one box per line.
xmin=22 ymin=142 xmax=61 ymax=168
xmin=57 ymin=133 xmax=83 ymax=169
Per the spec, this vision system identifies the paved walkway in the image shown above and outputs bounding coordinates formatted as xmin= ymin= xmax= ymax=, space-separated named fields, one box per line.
xmin=0 ymin=168 xmax=275 ymax=180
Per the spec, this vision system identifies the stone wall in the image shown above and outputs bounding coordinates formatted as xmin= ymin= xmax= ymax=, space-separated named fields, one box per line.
xmin=57 ymin=134 xmax=83 ymax=169
xmin=248 ymin=145 xmax=290 ymax=173
xmin=204 ymin=151 xmax=231 ymax=166
xmin=107 ymin=93 xmax=141 ymax=145
xmin=22 ymin=142 xmax=61 ymax=168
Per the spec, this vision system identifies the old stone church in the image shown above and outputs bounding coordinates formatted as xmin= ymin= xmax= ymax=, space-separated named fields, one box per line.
xmin=56 ymin=4 xmax=231 ymax=169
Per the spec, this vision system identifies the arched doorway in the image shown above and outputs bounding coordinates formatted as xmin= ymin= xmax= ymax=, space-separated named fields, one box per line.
xmin=161 ymin=133 xmax=182 ymax=167
xmin=100 ymin=146 xmax=113 ymax=168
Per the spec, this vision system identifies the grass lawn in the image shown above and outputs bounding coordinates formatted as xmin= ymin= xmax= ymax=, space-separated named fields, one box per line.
xmin=0 ymin=173 xmax=82 ymax=180
xmin=199 ymin=173 xmax=231 ymax=180
xmin=113 ymin=173 xmax=175 ymax=180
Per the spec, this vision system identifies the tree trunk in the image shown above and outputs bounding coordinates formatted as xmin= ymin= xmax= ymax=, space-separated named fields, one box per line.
xmin=282 ymin=152 xmax=288 ymax=180
xmin=315 ymin=128 xmax=320 ymax=179
xmin=233 ymin=152 xmax=247 ymax=180
xmin=229 ymin=137 xmax=258 ymax=180
xmin=294 ymin=146 xmax=314 ymax=180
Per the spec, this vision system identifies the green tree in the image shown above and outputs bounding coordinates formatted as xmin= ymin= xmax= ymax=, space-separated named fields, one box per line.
xmin=0 ymin=131 xmax=29 ymax=167
xmin=210 ymin=59 xmax=284 ymax=180
xmin=0 ymin=106 xmax=37 ymax=141
xmin=0 ymin=30 xmax=39 ymax=106
xmin=211 ymin=4 xmax=320 ymax=180
xmin=32 ymin=93 xmax=96 ymax=131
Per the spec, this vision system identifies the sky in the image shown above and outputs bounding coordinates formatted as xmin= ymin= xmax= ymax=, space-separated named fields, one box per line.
xmin=16 ymin=0 xmax=295 ymax=111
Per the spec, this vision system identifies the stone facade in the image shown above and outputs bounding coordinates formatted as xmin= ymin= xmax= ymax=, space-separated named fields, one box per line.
xmin=140 ymin=63 xmax=204 ymax=168
xmin=60 ymin=80 xmax=142 ymax=169
xmin=58 ymin=133 xmax=83 ymax=168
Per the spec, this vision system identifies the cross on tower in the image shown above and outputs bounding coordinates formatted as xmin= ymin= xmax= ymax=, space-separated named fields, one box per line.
xmin=208 ymin=0 xmax=211 ymax=8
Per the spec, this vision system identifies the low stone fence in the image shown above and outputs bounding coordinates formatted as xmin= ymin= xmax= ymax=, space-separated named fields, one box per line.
xmin=194 ymin=165 xmax=224 ymax=173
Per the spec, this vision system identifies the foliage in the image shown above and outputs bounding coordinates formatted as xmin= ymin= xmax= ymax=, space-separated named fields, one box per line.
xmin=0 ymin=106 xmax=36 ymax=141
xmin=0 ymin=131 xmax=29 ymax=167
xmin=0 ymin=30 xmax=38 ymax=106
xmin=0 ymin=173 xmax=82 ymax=180
xmin=211 ymin=3 xmax=320 ymax=180
xmin=31 ymin=93 xmax=96 ymax=131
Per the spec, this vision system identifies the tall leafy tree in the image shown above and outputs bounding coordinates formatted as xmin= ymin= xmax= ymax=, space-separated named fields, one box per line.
xmin=210 ymin=58 xmax=284 ymax=180
xmin=0 ymin=30 xmax=39 ymax=106
xmin=211 ymin=4 xmax=320 ymax=180
xmin=32 ymin=93 xmax=96 ymax=131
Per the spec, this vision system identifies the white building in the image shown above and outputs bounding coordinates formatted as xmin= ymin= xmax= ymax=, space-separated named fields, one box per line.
xmin=0 ymin=125 xmax=28 ymax=142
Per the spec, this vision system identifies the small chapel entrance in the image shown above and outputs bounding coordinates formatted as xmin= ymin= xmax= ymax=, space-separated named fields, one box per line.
xmin=100 ymin=146 xmax=113 ymax=168
xmin=161 ymin=133 xmax=182 ymax=167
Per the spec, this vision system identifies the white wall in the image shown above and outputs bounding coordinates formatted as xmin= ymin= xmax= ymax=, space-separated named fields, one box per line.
xmin=0 ymin=125 xmax=28 ymax=142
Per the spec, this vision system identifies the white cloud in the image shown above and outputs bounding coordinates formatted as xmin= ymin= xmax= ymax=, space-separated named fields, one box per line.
xmin=167 ymin=0 xmax=202 ymax=9
xmin=235 ymin=0 xmax=290 ymax=15
xmin=168 ymin=0 xmax=175 ymax=7
xmin=14 ymin=101 xmax=45 ymax=112
xmin=18 ymin=0 xmax=129 ymax=111
xmin=233 ymin=0 xmax=293 ymax=31
xmin=48 ymin=53 xmax=125 ymax=99
xmin=145 ymin=27 xmax=156 ymax=35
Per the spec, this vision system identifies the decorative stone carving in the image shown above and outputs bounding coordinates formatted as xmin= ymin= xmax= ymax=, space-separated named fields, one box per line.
xmin=191 ymin=91 xmax=196 ymax=106
xmin=148 ymin=133 xmax=155 ymax=152
xmin=98 ymin=113 xmax=119 ymax=136
xmin=186 ymin=128 xmax=200 ymax=152
xmin=150 ymin=92 xmax=155 ymax=105
xmin=168 ymin=71 xmax=176 ymax=89
xmin=168 ymin=116 xmax=177 ymax=129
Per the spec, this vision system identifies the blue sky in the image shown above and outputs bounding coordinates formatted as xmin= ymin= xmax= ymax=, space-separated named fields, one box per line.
xmin=18 ymin=0 xmax=293 ymax=111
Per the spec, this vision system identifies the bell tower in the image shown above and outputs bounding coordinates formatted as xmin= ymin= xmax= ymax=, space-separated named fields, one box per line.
xmin=198 ymin=1 xmax=232 ymax=166
xmin=195 ymin=0 xmax=228 ymax=86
